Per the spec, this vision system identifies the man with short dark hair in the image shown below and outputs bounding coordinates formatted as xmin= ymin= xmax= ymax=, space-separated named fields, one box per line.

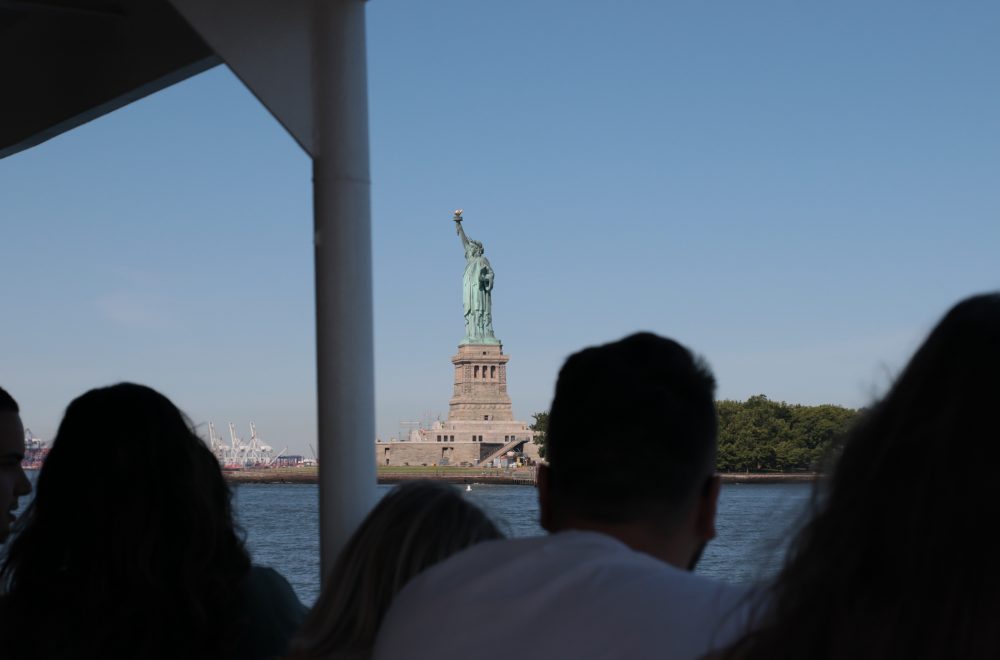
xmin=374 ymin=333 xmax=752 ymax=660
xmin=0 ymin=386 xmax=31 ymax=544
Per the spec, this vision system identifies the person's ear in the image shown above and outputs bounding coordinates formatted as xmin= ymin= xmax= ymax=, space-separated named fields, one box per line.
xmin=537 ymin=463 xmax=554 ymax=532
xmin=693 ymin=475 xmax=720 ymax=541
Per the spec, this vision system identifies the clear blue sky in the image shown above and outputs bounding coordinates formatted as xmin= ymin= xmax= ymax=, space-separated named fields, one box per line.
xmin=2 ymin=1 xmax=999 ymax=453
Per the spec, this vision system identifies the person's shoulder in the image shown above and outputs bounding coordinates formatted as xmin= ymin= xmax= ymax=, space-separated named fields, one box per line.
xmin=246 ymin=564 xmax=285 ymax=583
xmin=539 ymin=532 xmax=753 ymax=618
xmin=610 ymin=551 xmax=752 ymax=606
xmin=234 ymin=566 xmax=308 ymax=660
xmin=244 ymin=565 xmax=299 ymax=597
xmin=609 ymin=563 xmax=760 ymax=654
xmin=374 ymin=536 xmax=550 ymax=639
xmin=241 ymin=565 xmax=308 ymax=627
xmin=430 ymin=534 xmax=547 ymax=569
xmin=546 ymin=538 xmax=758 ymax=656
xmin=397 ymin=535 xmax=541 ymax=593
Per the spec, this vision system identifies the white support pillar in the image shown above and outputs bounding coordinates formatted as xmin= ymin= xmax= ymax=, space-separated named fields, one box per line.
xmin=167 ymin=0 xmax=377 ymax=577
xmin=312 ymin=0 xmax=376 ymax=579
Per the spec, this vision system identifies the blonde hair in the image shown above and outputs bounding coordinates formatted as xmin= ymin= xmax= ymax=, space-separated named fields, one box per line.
xmin=286 ymin=481 xmax=502 ymax=659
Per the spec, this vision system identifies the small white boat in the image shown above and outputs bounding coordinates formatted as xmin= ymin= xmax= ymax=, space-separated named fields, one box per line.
xmin=465 ymin=485 xmax=472 ymax=492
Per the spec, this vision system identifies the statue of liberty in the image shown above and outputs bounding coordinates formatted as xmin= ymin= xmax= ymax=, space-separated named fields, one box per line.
xmin=453 ymin=210 xmax=499 ymax=344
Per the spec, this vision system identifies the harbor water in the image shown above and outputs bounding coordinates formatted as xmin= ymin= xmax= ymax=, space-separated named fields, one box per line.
xmin=234 ymin=482 xmax=814 ymax=604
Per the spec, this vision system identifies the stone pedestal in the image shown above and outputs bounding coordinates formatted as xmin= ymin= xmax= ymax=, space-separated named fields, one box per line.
xmin=375 ymin=342 xmax=536 ymax=467
xmin=449 ymin=343 xmax=513 ymax=422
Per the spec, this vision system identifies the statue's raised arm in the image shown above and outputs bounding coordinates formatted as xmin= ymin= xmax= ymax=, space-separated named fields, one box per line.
xmin=453 ymin=209 xmax=470 ymax=249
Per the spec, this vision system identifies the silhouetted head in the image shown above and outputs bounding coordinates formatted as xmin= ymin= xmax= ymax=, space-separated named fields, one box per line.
xmin=0 ymin=382 xmax=250 ymax=658
xmin=0 ymin=386 xmax=30 ymax=543
xmin=722 ymin=293 xmax=1000 ymax=660
xmin=0 ymin=387 xmax=18 ymax=415
xmin=539 ymin=332 xmax=719 ymax=568
xmin=287 ymin=480 xmax=502 ymax=659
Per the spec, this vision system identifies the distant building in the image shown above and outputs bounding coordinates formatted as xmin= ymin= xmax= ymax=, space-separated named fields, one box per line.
xmin=274 ymin=455 xmax=304 ymax=467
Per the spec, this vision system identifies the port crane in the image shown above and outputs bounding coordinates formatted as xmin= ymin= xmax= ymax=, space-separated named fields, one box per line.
xmin=207 ymin=421 xmax=276 ymax=469
xmin=301 ymin=443 xmax=318 ymax=467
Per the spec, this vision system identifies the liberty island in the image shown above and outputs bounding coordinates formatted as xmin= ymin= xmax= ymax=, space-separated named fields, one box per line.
xmin=374 ymin=211 xmax=538 ymax=468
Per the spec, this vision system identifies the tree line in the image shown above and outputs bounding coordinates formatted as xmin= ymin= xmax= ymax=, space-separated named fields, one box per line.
xmin=531 ymin=395 xmax=860 ymax=472
xmin=716 ymin=395 xmax=859 ymax=472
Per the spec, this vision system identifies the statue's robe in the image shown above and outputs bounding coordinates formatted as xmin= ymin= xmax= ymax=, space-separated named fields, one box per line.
xmin=462 ymin=248 xmax=494 ymax=339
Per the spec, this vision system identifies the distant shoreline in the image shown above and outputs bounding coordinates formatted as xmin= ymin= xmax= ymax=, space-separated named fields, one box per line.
xmin=718 ymin=472 xmax=819 ymax=484
xmin=222 ymin=466 xmax=820 ymax=486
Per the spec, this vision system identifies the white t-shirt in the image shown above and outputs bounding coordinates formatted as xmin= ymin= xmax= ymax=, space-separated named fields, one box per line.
xmin=373 ymin=530 xmax=755 ymax=660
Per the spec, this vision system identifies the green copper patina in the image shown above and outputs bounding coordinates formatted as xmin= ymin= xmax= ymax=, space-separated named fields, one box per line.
xmin=453 ymin=209 xmax=500 ymax=345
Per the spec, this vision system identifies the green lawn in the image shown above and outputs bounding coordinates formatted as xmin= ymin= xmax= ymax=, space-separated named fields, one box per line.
xmin=377 ymin=465 xmax=508 ymax=476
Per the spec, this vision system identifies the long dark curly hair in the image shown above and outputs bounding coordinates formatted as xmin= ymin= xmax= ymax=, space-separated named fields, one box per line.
xmin=722 ymin=293 xmax=1000 ymax=659
xmin=0 ymin=383 xmax=251 ymax=659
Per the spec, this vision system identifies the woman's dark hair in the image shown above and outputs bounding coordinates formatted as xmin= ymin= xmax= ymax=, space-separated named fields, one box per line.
xmin=285 ymin=480 xmax=502 ymax=660
xmin=0 ymin=383 xmax=251 ymax=659
xmin=723 ymin=293 xmax=1000 ymax=659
